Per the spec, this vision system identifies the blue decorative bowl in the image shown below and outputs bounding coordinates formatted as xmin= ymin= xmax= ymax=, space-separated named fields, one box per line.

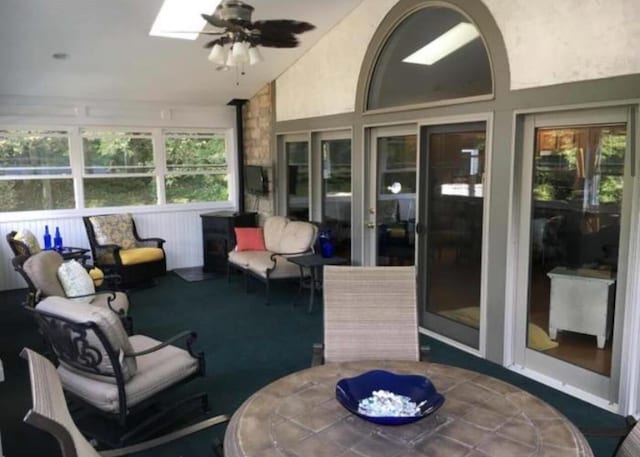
xmin=335 ymin=370 xmax=445 ymax=425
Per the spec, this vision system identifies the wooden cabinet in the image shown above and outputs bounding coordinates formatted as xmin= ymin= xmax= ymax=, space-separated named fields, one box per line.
xmin=201 ymin=211 xmax=257 ymax=273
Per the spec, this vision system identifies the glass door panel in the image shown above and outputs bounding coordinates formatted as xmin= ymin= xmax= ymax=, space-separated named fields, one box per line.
xmin=527 ymin=124 xmax=626 ymax=376
xmin=286 ymin=141 xmax=309 ymax=220
xmin=322 ymin=139 xmax=352 ymax=260
xmin=376 ymin=134 xmax=417 ymax=266
xmin=420 ymin=123 xmax=486 ymax=349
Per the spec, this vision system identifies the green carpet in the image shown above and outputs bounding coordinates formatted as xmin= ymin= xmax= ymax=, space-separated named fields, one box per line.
xmin=0 ymin=273 xmax=629 ymax=456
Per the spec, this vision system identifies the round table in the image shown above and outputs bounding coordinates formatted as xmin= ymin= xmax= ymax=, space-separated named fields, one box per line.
xmin=224 ymin=361 xmax=593 ymax=457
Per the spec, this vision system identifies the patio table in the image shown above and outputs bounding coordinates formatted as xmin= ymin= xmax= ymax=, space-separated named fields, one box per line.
xmin=224 ymin=360 xmax=593 ymax=457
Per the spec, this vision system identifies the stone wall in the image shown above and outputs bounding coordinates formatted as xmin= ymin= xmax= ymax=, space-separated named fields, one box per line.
xmin=242 ymin=82 xmax=274 ymax=220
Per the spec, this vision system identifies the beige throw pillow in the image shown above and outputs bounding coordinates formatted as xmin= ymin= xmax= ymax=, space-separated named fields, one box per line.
xmin=14 ymin=228 xmax=41 ymax=254
xmin=57 ymin=260 xmax=95 ymax=303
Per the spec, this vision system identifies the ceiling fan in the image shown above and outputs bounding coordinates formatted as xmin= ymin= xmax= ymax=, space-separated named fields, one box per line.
xmin=198 ymin=0 xmax=316 ymax=68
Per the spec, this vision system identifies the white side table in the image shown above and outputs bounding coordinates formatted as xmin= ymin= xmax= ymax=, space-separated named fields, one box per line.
xmin=547 ymin=267 xmax=616 ymax=349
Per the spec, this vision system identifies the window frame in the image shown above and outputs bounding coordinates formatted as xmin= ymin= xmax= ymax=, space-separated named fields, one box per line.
xmin=0 ymin=126 xmax=76 ymax=213
xmin=162 ymin=129 xmax=232 ymax=205
xmin=0 ymin=125 xmax=237 ymax=221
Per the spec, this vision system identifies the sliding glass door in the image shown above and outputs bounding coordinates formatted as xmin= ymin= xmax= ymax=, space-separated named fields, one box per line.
xmin=367 ymin=126 xmax=417 ymax=266
xmin=418 ymin=122 xmax=487 ymax=349
xmin=514 ymin=107 xmax=633 ymax=401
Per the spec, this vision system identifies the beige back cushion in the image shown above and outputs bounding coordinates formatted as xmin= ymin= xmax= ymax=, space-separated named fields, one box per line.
xmin=89 ymin=214 xmax=137 ymax=250
xmin=23 ymin=251 xmax=65 ymax=297
xmin=618 ymin=422 xmax=640 ymax=457
xmin=36 ymin=296 xmax=137 ymax=382
xmin=263 ymin=216 xmax=288 ymax=252
xmin=278 ymin=221 xmax=317 ymax=254
xmin=323 ymin=266 xmax=419 ymax=363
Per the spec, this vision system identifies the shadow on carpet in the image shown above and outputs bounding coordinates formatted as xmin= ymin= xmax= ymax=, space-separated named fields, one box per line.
xmin=172 ymin=267 xmax=221 ymax=282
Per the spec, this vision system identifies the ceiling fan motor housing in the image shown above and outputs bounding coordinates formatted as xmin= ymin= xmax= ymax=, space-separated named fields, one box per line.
xmin=216 ymin=0 xmax=254 ymax=23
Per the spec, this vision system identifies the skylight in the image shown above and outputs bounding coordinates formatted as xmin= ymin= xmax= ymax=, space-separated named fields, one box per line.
xmin=150 ymin=0 xmax=220 ymax=40
xmin=402 ymin=22 xmax=480 ymax=66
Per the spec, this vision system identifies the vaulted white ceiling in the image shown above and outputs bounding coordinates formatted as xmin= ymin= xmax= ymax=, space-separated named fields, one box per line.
xmin=0 ymin=0 xmax=363 ymax=105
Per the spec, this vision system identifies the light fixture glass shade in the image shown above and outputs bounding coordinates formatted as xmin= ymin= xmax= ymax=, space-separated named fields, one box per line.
xmin=226 ymin=50 xmax=236 ymax=67
xmin=232 ymin=41 xmax=250 ymax=63
xmin=248 ymin=46 xmax=263 ymax=65
xmin=207 ymin=44 xmax=227 ymax=65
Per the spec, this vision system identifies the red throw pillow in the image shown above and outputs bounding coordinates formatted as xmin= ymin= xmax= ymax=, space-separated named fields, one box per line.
xmin=234 ymin=227 xmax=266 ymax=251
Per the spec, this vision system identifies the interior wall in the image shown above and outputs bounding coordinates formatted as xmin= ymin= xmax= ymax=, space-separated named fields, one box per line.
xmin=276 ymin=0 xmax=640 ymax=121
xmin=0 ymin=96 xmax=237 ymax=291
xmin=243 ymin=83 xmax=275 ymax=221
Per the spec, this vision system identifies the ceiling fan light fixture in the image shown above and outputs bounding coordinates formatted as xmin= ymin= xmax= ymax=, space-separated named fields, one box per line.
xmin=248 ymin=46 xmax=263 ymax=65
xmin=232 ymin=41 xmax=250 ymax=63
xmin=226 ymin=50 xmax=237 ymax=67
xmin=208 ymin=44 xmax=227 ymax=65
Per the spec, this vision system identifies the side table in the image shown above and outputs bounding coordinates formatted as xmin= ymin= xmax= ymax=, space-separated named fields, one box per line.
xmin=547 ymin=267 xmax=616 ymax=348
xmin=288 ymin=254 xmax=348 ymax=313
xmin=55 ymin=246 xmax=90 ymax=264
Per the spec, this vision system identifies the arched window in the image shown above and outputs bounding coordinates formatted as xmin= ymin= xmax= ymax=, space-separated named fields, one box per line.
xmin=367 ymin=6 xmax=492 ymax=110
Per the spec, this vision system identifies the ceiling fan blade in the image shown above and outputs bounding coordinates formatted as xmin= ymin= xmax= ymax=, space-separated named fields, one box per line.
xmin=201 ymin=13 xmax=232 ymax=29
xmin=162 ymin=31 xmax=225 ymax=35
xmin=255 ymin=34 xmax=299 ymax=48
xmin=204 ymin=36 xmax=231 ymax=48
xmin=251 ymin=20 xmax=316 ymax=35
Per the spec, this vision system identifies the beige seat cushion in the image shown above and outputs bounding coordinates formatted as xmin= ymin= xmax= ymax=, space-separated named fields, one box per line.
xmin=119 ymin=247 xmax=164 ymax=265
xmin=36 ymin=296 xmax=137 ymax=382
xmin=243 ymin=251 xmax=302 ymax=279
xmin=23 ymin=251 xmax=66 ymax=297
xmin=90 ymin=291 xmax=129 ymax=315
xmin=57 ymin=334 xmax=199 ymax=414
xmin=89 ymin=214 xmax=137 ymax=249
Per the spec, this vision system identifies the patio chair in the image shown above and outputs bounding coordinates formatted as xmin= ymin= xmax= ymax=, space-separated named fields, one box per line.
xmin=12 ymin=251 xmax=130 ymax=331
xmin=312 ymin=265 xmax=430 ymax=366
xmin=8 ymin=230 xmax=106 ymax=286
xmin=82 ymin=214 xmax=166 ymax=288
xmin=21 ymin=347 xmax=228 ymax=457
xmin=26 ymin=295 xmax=217 ymax=448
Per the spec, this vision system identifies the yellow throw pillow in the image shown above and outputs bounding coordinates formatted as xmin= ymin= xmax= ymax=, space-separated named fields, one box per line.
xmin=14 ymin=228 xmax=41 ymax=254
xmin=89 ymin=267 xmax=105 ymax=287
xmin=57 ymin=260 xmax=95 ymax=303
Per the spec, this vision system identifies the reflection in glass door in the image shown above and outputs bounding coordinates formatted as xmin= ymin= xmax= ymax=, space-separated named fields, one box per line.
xmin=286 ymin=141 xmax=309 ymax=220
xmin=419 ymin=123 xmax=486 ymax=349
xmin=373 ymin=132 xmax=417 ymax=266
xmin=322 ymin=138 xmax=352 ymax=260
xmin=528 ymin=124 xmax=626 ymax=375
xmin=515 ymin=108 xmax=632 ymax=401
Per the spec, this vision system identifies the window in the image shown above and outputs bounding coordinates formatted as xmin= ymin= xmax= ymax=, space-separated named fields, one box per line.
xmin=82 ymin=130 xmax=156 ymax=208
xmin=164 ymin=131 xmax=229 ymax=204
xmin=367 ymin=7 xmax=492 ymax=110
xmin=0 ymin=129 xmax=75 ymax=211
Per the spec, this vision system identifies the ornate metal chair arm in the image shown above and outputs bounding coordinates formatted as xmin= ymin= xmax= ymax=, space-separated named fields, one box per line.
xmin=311 ymin=343 xmax=324 ymax=367
xmin=124 ymin=331 xmax=196 ymax=358
xmin=269 ymin=249 xmax=313 ymax=266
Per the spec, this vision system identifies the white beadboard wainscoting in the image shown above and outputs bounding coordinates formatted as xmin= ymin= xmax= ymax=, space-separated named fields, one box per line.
xmin=0 ymin=206 xmax=232 ymax=291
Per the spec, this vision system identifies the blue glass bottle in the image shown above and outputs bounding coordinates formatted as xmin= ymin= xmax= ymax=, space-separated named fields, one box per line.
xmin=53 ymin=227 xmax=63 ymax=251
xmin=319 ymin=229 xmax=334 ymax=258
xmin=43 ymin=225 xmax=52 ymax=250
